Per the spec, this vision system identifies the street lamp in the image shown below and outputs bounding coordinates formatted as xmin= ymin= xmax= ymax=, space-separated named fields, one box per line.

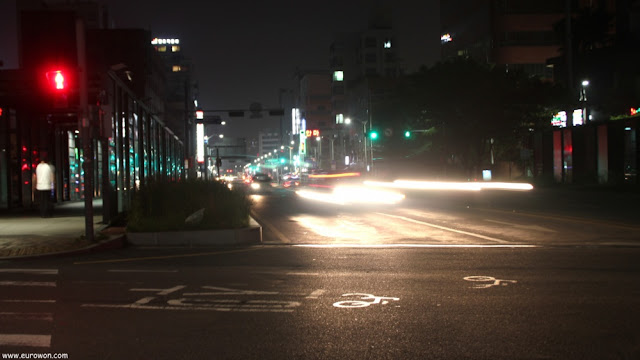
xmin=581 ymin=79 xmax=589 ymax=123
xmin=345 ymin=118 xmax=369 ymax=171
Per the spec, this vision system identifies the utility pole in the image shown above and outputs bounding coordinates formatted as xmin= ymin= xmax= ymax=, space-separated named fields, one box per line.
xmin=76 ymin=17 xmax=93 ymax=242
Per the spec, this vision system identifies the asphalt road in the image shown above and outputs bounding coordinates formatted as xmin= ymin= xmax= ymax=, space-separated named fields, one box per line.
xmin=1 ymin=186 xmax=639 ymax=359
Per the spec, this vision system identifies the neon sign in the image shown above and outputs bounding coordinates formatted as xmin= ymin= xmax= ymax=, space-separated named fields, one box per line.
xmin=305 ymin=129 xmax=320 ymax=137
xmin=631 ymin=107 xmax=639 ymax=116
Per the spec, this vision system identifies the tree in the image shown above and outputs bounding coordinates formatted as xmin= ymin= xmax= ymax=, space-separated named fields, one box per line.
xmin=373 ymin=57 xmax=567 ymax=178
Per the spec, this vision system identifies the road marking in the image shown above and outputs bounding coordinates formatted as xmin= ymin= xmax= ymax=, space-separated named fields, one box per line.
xmin=295 ymin=244 xmax=536 ymax=248
xmin=288 ymin=272 xmax=321 ymax=276
xmin=0 ymin=300 xmax=56 ymax=303
xmin=484 ymin=219 xmax=556 ymax=233
xmin=0 ymin=334 xmax=51 ymax=347
xmin=477 ymin=207 xmax=640 ymax=231
xmin=167 ymin=298 xmax=301 ymax=312
xmin=0 ymin=269 xmax=58 ymax=275
xmin=183 ymin=286 xmax=278 ymax=296
xmin=333 ymin=293 xmax=400 ymax=308
xmin=131 ymin=285 xmax=186 ymax=296
xmin=83 ymin=301 xmax=300 ymax=313
xmin=108 ymin=269 xmax=179 ymax=273
xmin=74 ymin=247 xmax=263 ymax=265
xmin=0 ymin=312 xmax=53 ymax=321
xmin=464 ymin=275 xmax=517 ymax=288
xmin=377 ymin=213 xmax=511 ymax=244
xmin=306 ymin=289 xmax=326 ymax=299
xmin=0 ymin=281 xmax=56 ymax=287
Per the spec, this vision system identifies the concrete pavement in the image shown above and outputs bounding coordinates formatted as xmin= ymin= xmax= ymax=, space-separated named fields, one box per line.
xmin=0 ymin=199 xmax=125 ymax=260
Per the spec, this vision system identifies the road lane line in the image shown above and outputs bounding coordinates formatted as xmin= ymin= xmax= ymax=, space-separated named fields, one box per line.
xmin=0 ymin=269 xmax=58 ymax=275
xmin=294 ymin=244 xmax=536 ymax=248
xmin=306 ymin=289 xmax=326 ymax=299
xmin=0 ymin=312 xmax=53 ymax=321
xmin=376 ymin=212 xmax=511 ymax=244
xmin=0 ymin=334 xmax=51 ymax=347
xmin=287 ymin=272 xmax=321 ymax=276
xmin=484 ymin=219 xmax=556 ymax=233
xmin=108 ymin=269 xmax=179 ymax=273
xmin=0 ymin=281 xmax=56 ymax=287
xmin=74 ymin=247 xmax=263 ymax=265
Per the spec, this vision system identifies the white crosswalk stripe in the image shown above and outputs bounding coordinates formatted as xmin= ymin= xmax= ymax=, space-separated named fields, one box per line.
xmin=0 ymin=268 xmax=58 ymax=348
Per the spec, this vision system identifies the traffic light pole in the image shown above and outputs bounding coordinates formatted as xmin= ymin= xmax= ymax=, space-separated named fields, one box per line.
xmin=76 ymin=17 xmax=93 ymax=242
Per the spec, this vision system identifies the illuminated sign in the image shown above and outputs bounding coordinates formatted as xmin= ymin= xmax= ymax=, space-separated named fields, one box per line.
xmin=572 ymin=109 xmax=584 ymax=126
xmin=196 ymin=123 xmax=204 ymax=163
xmin=305 ymin=129 xmax=320 ymax=137
xmin=551 ymin=111 xmax=568 ymax=127
xmin=441 ymin=33 xmax=452 ymax=43
xmin=632 ymin=107 xmax=639 ymax=116
xmin=151 ymin=38 xmax=180 ymax=45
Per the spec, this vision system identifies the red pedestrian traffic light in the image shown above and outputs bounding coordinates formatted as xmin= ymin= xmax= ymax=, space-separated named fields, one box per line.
xmin=46 ymin=70 xmax=66 ymax=91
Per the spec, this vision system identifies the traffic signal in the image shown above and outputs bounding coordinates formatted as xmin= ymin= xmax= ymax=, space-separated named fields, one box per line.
xmin=46 ymin=70 xmax=68 ymax=92
xmin=369 ymin=131 xmax=379 ymax=140
xmin=404 ymin=130 xmax=411 ymax=138
xmin=44 ymin=69 xmax=71 ymax=108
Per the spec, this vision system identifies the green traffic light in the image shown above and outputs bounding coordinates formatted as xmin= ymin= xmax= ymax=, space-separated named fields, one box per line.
xmin=370 ymin=131 xmax=378 ymax=140
xmin=404 ymin=130 xmax=411 ymax=138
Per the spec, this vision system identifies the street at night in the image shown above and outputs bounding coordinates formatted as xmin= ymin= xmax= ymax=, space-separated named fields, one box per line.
xmin=2 ymin=187 xmax=639 ymax=359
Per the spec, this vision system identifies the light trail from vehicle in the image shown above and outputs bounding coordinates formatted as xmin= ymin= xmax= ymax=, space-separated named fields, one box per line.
xmin=295 ymin=185 xmax=405 ymax=206
xmin=364 ymin=180 xmax=533 ymax=191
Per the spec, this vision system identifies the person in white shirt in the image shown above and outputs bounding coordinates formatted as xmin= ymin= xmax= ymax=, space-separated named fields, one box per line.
xmin=35 ymin=157 xmax=55 ymax=218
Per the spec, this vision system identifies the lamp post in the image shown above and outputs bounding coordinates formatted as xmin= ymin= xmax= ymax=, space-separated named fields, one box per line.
xmin=581 ymin=79 xmax=589 ymax=123
xmin=345 ymin=117 xmax=368 ymax=171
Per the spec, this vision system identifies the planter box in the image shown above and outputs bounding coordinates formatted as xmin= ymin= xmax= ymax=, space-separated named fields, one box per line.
xmin=126 ymin=217 xmax=262 ymax=246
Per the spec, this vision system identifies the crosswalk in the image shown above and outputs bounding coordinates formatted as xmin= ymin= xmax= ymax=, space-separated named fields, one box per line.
xmin=0 ymin=268 xmax=58 ymax=349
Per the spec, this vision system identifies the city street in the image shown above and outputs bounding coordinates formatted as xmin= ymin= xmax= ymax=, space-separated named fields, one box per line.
xmin=1 ymin=187 xmax=639 ymax=359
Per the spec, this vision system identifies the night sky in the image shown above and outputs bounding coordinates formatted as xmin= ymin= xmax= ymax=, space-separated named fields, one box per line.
xmin=1 ymin=0 xmax=440 ymax=111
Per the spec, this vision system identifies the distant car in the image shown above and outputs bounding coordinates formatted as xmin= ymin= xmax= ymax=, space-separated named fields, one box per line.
xmin=282 ymin=173 xmax=300 ymax=188
xmin=249 ymin=173 xmax=274 ymax=193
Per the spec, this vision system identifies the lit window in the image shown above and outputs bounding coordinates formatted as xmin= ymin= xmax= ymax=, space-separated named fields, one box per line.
xmin=172 ymin=65 xmax=182 ymax=72
xmin=172 ymin=45 xmax=180 ymax=52
xmin=333 ymin=71 xmax=344 ymax=82
xmin=157 ymin=46 xmax=167 ymax=52
xmin=336 ymin=114 xmax=344 ymax=124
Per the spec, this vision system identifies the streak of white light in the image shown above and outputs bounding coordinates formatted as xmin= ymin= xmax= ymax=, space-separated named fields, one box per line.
xmin=295 ymin=190 xmax=345 ymax=205
xmin=333 ymin=185 xmax=405 ymax=205
xmin=364 ymin=180 xmax=533 ymax=191
xmin=477 ymin=182 xmax=534 ymax=191
xmin=294 ymin=244 xmax=538 ymax=248
xmin=296 ymin=186 xmax=405 ymax=205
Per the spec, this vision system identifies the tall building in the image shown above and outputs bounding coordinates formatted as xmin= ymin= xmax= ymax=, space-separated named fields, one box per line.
xmin=327 ymin=6 xmax=402 ymax=170
xmin=151 ymin=37 xmax=198 ymax=174
xmin=440 ymin=0 xmax=570 ymax=80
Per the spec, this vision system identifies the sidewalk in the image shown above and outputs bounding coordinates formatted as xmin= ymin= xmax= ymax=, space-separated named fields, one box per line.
xmin=0 ymin=199 xmax=125 ymax=260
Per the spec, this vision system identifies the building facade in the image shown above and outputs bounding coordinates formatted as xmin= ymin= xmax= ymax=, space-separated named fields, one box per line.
xmin=0 ymin=5 xmax=187 ymax=218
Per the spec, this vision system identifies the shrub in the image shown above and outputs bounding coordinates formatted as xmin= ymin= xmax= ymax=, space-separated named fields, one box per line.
xmin=127 ymin=179 xmax=252 ymax=232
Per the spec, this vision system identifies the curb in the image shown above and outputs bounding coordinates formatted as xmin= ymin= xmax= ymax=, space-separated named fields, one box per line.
xmin=126 ymin=217 xmax=263 ymax=247
xmin=0 ymin=234 xmax=127 ymax=261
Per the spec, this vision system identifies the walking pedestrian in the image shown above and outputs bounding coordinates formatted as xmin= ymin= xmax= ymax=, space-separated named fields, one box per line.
xmin=35 ymin=156 xmax=55 ymax=218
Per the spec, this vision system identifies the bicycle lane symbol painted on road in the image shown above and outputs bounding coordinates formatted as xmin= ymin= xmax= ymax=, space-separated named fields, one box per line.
xmin=333 ymin=293 xmax=400 ymax=308
xmin=464 ymin=276 xmax=517 ymax=289
xmin=82 ymin=285 xmax=302 ymax=313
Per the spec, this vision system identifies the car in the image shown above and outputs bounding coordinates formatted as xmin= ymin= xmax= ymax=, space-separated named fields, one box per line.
xmin=248 ymin=173 xmax=274 ymax=193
